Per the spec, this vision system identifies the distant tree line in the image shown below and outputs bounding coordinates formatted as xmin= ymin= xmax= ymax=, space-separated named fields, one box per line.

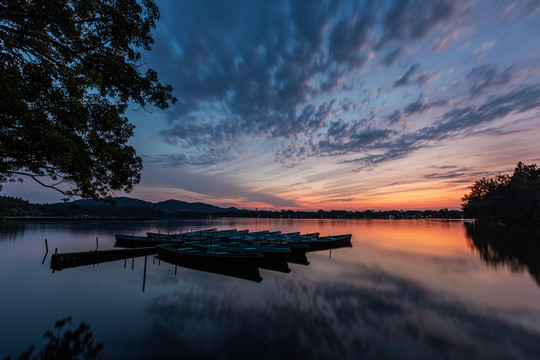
xmin=0 ymin=196 xmax=462 ymax=220
xmin=219 ymin=208 xmax=462 ymax=220
xmin=0 ymin=195 xmax=43 ymax=217
xmin=461 ymin=162 xmax=540 ymax=226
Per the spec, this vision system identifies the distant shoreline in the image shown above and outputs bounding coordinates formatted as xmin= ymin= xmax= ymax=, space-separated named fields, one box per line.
xmin=2 ymin=216 xmax=152 ymax=222
xmin=2 ymin=214 xmax=464 ymax=222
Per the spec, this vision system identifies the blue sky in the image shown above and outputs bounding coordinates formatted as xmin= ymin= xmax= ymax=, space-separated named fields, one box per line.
xmin=5 ymin=0 xmax=540 ymax=210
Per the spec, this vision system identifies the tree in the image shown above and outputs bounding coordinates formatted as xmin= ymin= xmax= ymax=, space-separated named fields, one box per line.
xmin=462 ymin=162 xmax=540 ymax=226
xmin=0 ymin=0 xmax=176 ymax=201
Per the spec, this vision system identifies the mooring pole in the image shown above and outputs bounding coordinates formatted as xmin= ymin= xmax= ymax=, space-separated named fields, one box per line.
xmin=96 ymin=236 xmax=99 ymax=250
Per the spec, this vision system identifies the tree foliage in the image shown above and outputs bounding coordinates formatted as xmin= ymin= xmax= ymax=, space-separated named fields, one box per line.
xmin=462 ymin=162 xmax=540 ymax=226
xmin=0 ymin=0 xmax=175 ymax=201
xmin=6 ymin=316 xmax=102 ymax=360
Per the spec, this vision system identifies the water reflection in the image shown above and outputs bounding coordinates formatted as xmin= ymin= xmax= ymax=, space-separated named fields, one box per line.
xmin=156 ymin=254 xmax=263 ymax=283
xmin=465 ymin=222 xmax=540 ymax=287
xmin=3 ymin=219 xmax=540 ymax=359
xmin=0 ymin=222 xmax=26 ymax=242
xmin=140 ymin=264 xmax=540 ymax=360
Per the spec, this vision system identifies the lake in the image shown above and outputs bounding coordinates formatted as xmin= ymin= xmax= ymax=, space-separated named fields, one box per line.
xmin=1 ymin=218 xmax=540 ymax=359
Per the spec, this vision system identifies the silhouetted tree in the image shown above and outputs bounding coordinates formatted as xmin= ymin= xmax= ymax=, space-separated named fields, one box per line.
xmin=1 ymin=0 xmax=176 ymax=201
xmin=462 ymin=162 xmax=540 ymax=226
xmin=5 ymin=316 xmax=102 ymax=360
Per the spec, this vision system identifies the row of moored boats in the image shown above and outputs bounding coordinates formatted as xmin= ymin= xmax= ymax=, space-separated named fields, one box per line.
xmin=114 ymin=228 xmax=352 ymax=267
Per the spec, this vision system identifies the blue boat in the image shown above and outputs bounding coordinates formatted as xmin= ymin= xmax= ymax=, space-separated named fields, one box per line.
xmin=157 ymin=244 xmax=262 ymax=267
xmin=187 ymin=240 xmax=291 ymax=260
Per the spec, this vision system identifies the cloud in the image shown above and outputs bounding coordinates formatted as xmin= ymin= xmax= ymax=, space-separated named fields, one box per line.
xmin=466 ymin=63 xmax=515 ymax=96
xmin=392 ymin=64 xmax=440 ymax=88
xmin=378 ymin=0 xmax=470 ymax=45
xmin=425 ymin=165 xmax=489 ymax=182
xmin=145 ymin=153 xmax=234 ymax=167
xmin=330 ymin=83 xmax=540 ymax=168
xmin=328 ymin=5 xmax=376 ymax=68
xmin=386 ymin=110 xmax=403 ymax=125
xmin=431 ymin=26 xmax=475 ymax=52
xmin=141 ymin=0 xmax=536 ymax=178
xmin=139 ymin=162 xmax=300 ymax=208
xmin=403 ymin=97 xmax=449 ymax=116
xmin=147 ymin=0 xmax=471 ymax=167
xmin=472 ymin=40 xmax=496 ymax=55
xmin=393 ymin=64 xmax=421 ymax=87
xmin=380 ymin=47 xmax=405 ymax=68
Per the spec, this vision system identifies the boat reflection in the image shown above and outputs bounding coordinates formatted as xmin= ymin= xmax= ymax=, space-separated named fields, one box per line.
xmin=465 ymin=222 xmax=540 ymax=287
xmin=48 ymin=234 xmax=354 ymax=284
xmin=156 ymin=253 xmax=263 ymax=283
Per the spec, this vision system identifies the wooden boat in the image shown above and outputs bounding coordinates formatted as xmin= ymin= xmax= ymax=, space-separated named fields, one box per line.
xmin=146 ymin=228 xmax=219 ymax=239
xmin=114 ymin=234 xmax=184 ymax=247
xmin=237 ymin=233 xmax=352 ymax=251
xmin=297 ymin=234 xmax=353 ymax=251
xmin=186 ymin=240 xmax=291 ymax=261
xmin=233 ymin=232 xmax=319 ymax=243
xmin=157 ymin=244 xmax=262 ymax=267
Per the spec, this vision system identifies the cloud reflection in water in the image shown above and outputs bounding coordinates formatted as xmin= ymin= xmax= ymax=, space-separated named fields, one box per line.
xmin=136 ymin=264 xmax=540 ymax=360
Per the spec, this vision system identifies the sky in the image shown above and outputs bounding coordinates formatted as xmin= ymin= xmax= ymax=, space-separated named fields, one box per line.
xmin=4 ymin=0 xmax=540 ymax=210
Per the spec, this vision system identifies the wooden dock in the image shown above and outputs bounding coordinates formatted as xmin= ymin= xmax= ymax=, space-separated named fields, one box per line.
xmin=50 ymin=247 xmax=158 ymax=271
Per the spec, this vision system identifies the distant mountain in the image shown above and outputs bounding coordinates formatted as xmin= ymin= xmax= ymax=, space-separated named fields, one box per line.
xmin=69 ymin=197 xmax=237 ymax=213
xmin=72 ymin=197 xmax=152 ymax=208
xmin=153 ymin=199 xmax=237 ymax=213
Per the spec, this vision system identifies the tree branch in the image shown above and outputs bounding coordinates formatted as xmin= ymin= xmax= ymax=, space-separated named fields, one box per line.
xmin=6 ymin=171 xmax=69 ymax=195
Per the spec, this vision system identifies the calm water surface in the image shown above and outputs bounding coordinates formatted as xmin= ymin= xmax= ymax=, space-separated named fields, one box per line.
xmin=1 ymin=218 xmax=540 ymax=359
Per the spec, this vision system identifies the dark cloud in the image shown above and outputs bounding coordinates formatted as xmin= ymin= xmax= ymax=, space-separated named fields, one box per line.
xmin=393 ymin=64 xmax=440 ymax=89
xmin=428 ymin=83 xmax=540 ymax=139
xmin=393 ymin=63 xmax=421 ymax=87
xmin=378 ymin=0 xmax=469 ymax=46
xmin=386 ymin=110 xmax=403 ymax=124
xmin=144 ymin=0 xmax=531 ymax=173
xmin=403 ymin=97 xmax=449 ymax=116
xmin=424 ymin=170 xmax=467 ymax=180
xmin=148 ymin=0 xmax=470 ymax=165
xmin=316 ymin=125 xmax=394 ymax=158
xmin=330 ymin=83 xmax=540 ymax=168
xmin=328 ymin=2 xmax=376 ymax=68
xmin=380 ymin=47 xmax=405 ymax=68
xmin=279 ymin=82 xmax=540 ymax=167
xmin=466 ymin=63 xmax=515 ymax=96
xmin=145 ymin=153 xmax=233 ymax=167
